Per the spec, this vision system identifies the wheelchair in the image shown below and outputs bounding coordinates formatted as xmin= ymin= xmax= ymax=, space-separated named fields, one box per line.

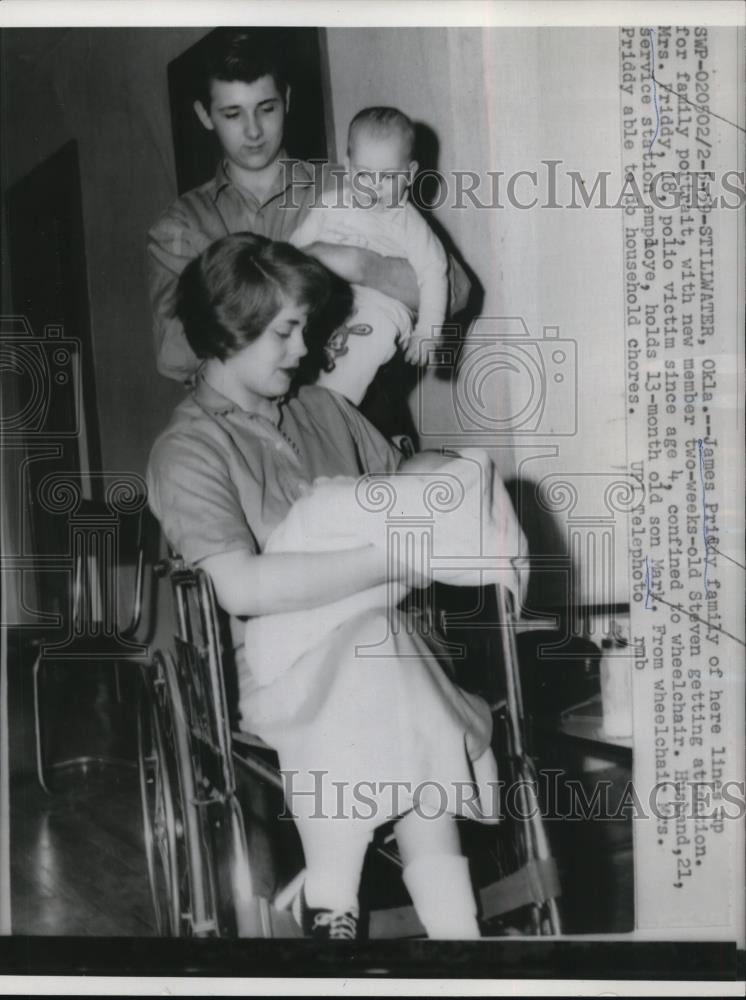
xmin=138 ymin=551 xmax=563 ymax=939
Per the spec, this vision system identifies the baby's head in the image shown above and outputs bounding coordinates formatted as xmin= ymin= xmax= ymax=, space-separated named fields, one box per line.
xmin=346 ymin=107 xmax=417 ymax=210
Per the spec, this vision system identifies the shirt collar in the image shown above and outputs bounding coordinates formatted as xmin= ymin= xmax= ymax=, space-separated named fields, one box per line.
xmin=212 ymin=156 xmax=317 ymax=206
xmin=193 ymin=371 xmax=282 ymax=425
xmin=213 ymin=159 xmax=232 ymax=199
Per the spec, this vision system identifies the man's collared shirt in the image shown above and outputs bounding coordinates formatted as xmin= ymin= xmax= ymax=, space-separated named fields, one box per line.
xmin=147 ymin=157 xmax=470 ymax=385
xmin=147 ymin=158 xmax=340 ymax=382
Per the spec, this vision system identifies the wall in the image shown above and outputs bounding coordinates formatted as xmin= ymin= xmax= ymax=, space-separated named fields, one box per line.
xmin=2 ymin=27 xmax=207 ymax=477
xmin=1 ymin=27 xmax=209 ymax=623
xmin=326 ymin=27 xmax=630 ymax=604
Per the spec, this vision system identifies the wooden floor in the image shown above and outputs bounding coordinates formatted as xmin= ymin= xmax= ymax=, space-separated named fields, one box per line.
xmin=10 ymin=769 xmax=154 ymax=937
xmin=9 ymin=759 xmax=632 ymax=938
xmin=6 ymin=630 xmax=632 ymax=939
xmin=7 ymin=631 xmax=154 ymax=936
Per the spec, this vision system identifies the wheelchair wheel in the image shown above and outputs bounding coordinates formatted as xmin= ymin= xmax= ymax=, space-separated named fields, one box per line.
xmin=206 ymin=794 xmax=270 ymax=937
xmin=137 ymin=667 xmax=182 ymax=935
xmin=533 ymin=897 xmax=562 ymax=935
xmin=138 ymin=653 xmax=213 ymax=936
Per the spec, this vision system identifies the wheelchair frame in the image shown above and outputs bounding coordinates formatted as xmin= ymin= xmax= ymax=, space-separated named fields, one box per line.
xmin=138 ymin=554 xmax=562 ymax=939
xmin=33 ymin=496 xmax=152 ymax=793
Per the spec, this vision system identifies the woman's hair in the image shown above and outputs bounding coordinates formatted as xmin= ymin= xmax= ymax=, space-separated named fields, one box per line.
xmin=176 ymin=233 xmax=332 ymax=361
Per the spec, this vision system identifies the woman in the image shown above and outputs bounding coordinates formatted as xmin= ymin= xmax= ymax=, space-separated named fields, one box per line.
xmin=147 ymin=233 xmax=497 ymax=941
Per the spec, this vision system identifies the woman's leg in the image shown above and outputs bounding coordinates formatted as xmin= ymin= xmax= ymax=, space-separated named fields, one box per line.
xmin=395 ymin=809 xmax=481 ymax=939
xmin=299 ymin=817 xmax=371 ymax=913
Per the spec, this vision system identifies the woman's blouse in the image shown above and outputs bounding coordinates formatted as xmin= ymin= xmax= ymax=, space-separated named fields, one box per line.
xmin=146 ymin=376 xmax=402 ymax=566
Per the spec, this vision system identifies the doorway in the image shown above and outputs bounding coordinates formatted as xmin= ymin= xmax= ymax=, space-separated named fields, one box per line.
xmin=5 ymin=139 xmax=101 ymax=623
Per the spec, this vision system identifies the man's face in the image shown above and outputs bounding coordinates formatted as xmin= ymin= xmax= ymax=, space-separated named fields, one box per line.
xmin=195 ymin=75 xmax=288 ymax=174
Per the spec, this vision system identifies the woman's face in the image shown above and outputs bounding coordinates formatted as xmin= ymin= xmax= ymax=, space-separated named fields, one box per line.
xmin=226 ymin=299 xmax=309 ymax=403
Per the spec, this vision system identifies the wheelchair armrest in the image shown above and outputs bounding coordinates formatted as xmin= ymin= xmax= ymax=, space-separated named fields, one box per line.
xmin=513 ymin=617 xmax=560 ymax=634
xmin=155 ymin=554 xmax=186 ymax=578
xmin=231 ymin=731 xmax=274 ymax=752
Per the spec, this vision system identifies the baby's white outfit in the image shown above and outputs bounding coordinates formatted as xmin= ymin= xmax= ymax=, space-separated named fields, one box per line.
xmin=289 ymin=182 xmax=448 ymax=404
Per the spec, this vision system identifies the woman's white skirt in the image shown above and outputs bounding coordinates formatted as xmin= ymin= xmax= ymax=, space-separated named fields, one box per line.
xmin=237 ymin=606 xmax=500 ymax=835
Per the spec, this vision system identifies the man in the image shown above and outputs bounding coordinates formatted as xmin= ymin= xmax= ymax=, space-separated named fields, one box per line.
xmin=148 ymin=29 xmax=469 ymax=390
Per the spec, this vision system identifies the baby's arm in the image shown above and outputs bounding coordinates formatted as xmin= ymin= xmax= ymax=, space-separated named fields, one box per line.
xmin=400 ymin=207 xmax=449 ymax=365
xmin=288 ymin=206 xmax=329 ymax=250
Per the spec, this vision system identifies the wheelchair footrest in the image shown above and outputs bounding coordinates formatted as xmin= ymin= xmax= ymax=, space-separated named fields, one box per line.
xmin=231 ymin=730 xmax=274 ymax=752
xmin=231 ymin=746 xmax=284 ymax=791
xmin=237 ymin=899 xmax=303 ymax=939
xmin=366 ymin=857 xmax=560 ymax=939
xmin=369 ymin=901 xmax=426 ymax=940
xmin=479 ymin=856 xmax=561 ymax=920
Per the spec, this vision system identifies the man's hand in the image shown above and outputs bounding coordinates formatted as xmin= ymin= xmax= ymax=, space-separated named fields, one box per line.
xmin=304 ymin=242 xmax=420 ymax=310
xmin=303 ymin=242 xmax=365 ymax=283
xmin=303 ymin=242 xmax=471 ymax=316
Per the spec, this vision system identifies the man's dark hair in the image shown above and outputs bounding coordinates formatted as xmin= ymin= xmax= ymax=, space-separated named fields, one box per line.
xmin=176 ymin=233 xmax=330 ymax=361
xmin=196 ymin=29 xmax=289 ymax=109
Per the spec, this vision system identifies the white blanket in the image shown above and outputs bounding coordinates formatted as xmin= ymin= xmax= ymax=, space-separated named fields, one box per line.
xmin=244 ymin=449 xmax=528 ymax=687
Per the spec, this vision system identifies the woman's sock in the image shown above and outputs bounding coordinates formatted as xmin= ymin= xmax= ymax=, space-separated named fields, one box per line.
xmin=300 ymin=822 xmax=370 ymax=913
xmin=402 ymin=853 xmax=481 ymax=939
xmin=303 ymin=870 xmax=360 ymax=914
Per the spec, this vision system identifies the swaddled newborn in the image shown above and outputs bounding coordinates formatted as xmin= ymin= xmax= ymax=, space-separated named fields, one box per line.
xmin=243 ymin=448 xmax=527 ymax=687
